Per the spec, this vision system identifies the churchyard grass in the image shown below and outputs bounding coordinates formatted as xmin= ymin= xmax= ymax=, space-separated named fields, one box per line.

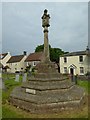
xmin=2 ymin=73 xmax=89 ymax=118
xmin=2 ymin=73 xmax=22 ymax=104
xmin=77 ymin=79 xmax=89 ymax=93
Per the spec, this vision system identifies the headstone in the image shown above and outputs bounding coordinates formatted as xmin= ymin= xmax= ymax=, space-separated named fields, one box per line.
xmin=15 ymin=73 xmax=19 ymax=82
xmin=22 ymin=73 xmax=27 ymax=82
xmin=75 ymin=75 xmax=77 ymax=84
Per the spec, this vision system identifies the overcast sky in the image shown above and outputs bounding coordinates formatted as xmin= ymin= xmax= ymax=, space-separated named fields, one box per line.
xmin=2 ymin=2 xmax=88 ymax=55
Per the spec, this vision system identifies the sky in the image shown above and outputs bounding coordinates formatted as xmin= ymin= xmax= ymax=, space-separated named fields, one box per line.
xmin=1 ymin=2 xmax=88 ymax=55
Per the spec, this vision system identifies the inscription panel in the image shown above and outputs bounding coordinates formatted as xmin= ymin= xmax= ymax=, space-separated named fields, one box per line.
xmin=26 ymin=88 xmax=36 ymax=94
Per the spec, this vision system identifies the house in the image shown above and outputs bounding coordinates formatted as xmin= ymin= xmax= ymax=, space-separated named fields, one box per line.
xmin=7 ymin=52 xmax=27 ymax=73
xmin=25 ymin=52 xmax=44 ymax=69
xmin=60 ymin=48 xmax=90 ymax=76
xmin=0 ymin=52 xmax=11 ymax=72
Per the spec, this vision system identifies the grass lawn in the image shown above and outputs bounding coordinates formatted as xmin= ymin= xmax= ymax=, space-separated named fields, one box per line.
xmin=1 ymin=73 xmax=89 ymax=118
xmin=2 ymin=73 xmax=22 ymax=104
xmin=77 ymin=79 xmax=89 ymax=93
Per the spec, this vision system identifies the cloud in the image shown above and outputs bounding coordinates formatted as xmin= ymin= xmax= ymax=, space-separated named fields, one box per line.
xmin=2 ymin=2 xmax=88 ymax=55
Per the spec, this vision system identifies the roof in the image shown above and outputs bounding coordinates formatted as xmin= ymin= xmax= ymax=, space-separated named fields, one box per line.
xmin=60 ymin=50 xmax=88 ymax=57
xmin=25 ymin=52 xmax=44 ymax=62
xmin=0 ymin=53 xmax=8 ymax=59
xmin=3 ymin=65 xmax=10 ymax=69
xmin=7 ymin=55 xmax=24 ymax=63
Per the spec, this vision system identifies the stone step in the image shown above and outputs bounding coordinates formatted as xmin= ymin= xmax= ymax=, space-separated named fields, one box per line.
xmin=27 ymin=80 xmax=68 ymax=86
xmin=10 ymin=85 xmax=85 ymax=104
xmin=28 ymin=77 xmax=69 ymax=82
xmin=21 ymin=80 xmax=75 ymax=91
xmin=33 ymin=73 xmax=65 ymax=79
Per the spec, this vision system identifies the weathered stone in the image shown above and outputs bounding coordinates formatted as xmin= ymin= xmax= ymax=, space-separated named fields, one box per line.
xmin=10 ymin=9 xmax=86 ymax=114
xmin=22 ymin=73 xmax=27 ymax=82
xmin=15 ymin=73 xmax=19 ymax=82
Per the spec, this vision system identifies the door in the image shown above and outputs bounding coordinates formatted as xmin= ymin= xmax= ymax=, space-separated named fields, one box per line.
xmin=70 ymin=68 xmax=74 ymax=75
xmin=70 ymin=68 xmax=74 ymax=82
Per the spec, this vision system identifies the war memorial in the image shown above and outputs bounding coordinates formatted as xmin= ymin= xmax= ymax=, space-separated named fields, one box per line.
xmin=10 ymin=10 xmax=86 ymax=113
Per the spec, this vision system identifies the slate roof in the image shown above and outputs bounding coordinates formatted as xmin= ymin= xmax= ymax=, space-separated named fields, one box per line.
xmin=60 ymin=50 xmax=89 ymax=57
xmin=25 ymin=52 xmax=44 ymax=62
xmin=0 ymin=53 xmax=8 ymax=59
xmin=7 ymin=55 xmax=24 ymax=63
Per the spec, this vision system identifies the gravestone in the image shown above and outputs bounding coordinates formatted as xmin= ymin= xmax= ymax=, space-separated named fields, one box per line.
xmin=15 ymin=73 xmax=19 ymax=82
xmin=22 ymin=73 xmax=27 ymax=82
xmin=10 ymin=9 xmax=86 ymax=114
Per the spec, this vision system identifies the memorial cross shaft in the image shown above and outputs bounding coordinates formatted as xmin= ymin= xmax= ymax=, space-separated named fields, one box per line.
xmin=42 ymin=9 xmax=50 ymax=63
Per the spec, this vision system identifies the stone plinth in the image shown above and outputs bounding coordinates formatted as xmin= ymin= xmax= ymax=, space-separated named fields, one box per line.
xmin=10 ymin=64 xmax=86 ymax=114
xmin=10 ymin=76 xmax=86 ymax=113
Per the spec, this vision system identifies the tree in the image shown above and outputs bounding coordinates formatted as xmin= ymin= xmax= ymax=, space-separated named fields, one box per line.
xmin=35 ymin=44 xmax=51 ymax=52
xmin=35 ymin=44 xmax=68 ymax=63
xmin=50 ymin=48 xmax=65 ymax=63
xmin=35 ymin=44 xmax=44 ymax=52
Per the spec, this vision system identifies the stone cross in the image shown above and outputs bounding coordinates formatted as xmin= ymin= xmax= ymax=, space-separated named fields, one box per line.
xmin=42 ymin=9 xmax=50 ymax=63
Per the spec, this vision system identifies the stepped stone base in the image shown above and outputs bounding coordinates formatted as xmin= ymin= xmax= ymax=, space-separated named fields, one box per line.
xmin=9 ymin=62 xmax=86 ymax=113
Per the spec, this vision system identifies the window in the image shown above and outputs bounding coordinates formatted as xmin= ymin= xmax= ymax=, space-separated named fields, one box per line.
xmin=80 ymin=67 xmax=84 ymax=74
xmin=33 ymin=62 xmax=36 ymax=66
xmin=28 ymin=62 xmax=30 ymax=66
xmin=64 ymin=67 xmax=67 ymax=73
xmin=64 ymin=57 xmax=67 ymax=63
xmin=79 ymin=56 xmax=83 ymax=62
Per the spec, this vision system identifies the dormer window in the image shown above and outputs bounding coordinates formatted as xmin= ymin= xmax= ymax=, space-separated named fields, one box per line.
xmin=64 ymin=57 xmax=67 ymax=63
xmin=79 ymin=56 xmax=83 ymax=62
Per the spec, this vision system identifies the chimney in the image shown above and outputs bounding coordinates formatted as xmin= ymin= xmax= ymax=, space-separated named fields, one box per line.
xmin=23 ymin=51 xmax=27 ymax=55
xmin=86 ymin=46 xmax=90 ymax=56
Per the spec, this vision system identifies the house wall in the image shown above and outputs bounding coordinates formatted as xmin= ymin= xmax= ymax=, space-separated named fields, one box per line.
xmin=60 ymin=55 xmax=88 ymax=75
xmin=8 ymin=56 xmax=27 ymax=73
xmin=26 ymin=61 xmax=40 ymax=70
xmin=26 ymin=61 xmax=40 ymax=68
xmin=0 ymin=52 xmax=11 ymax=67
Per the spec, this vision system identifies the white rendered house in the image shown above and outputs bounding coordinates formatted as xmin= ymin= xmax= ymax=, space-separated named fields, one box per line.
xmin=7 ymin=52 xmax=27 ymax=73
xmin=60 ymin=49 xmax=90 ymax=76
xmin=0 ymin=52 xmax=11 ymax=72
